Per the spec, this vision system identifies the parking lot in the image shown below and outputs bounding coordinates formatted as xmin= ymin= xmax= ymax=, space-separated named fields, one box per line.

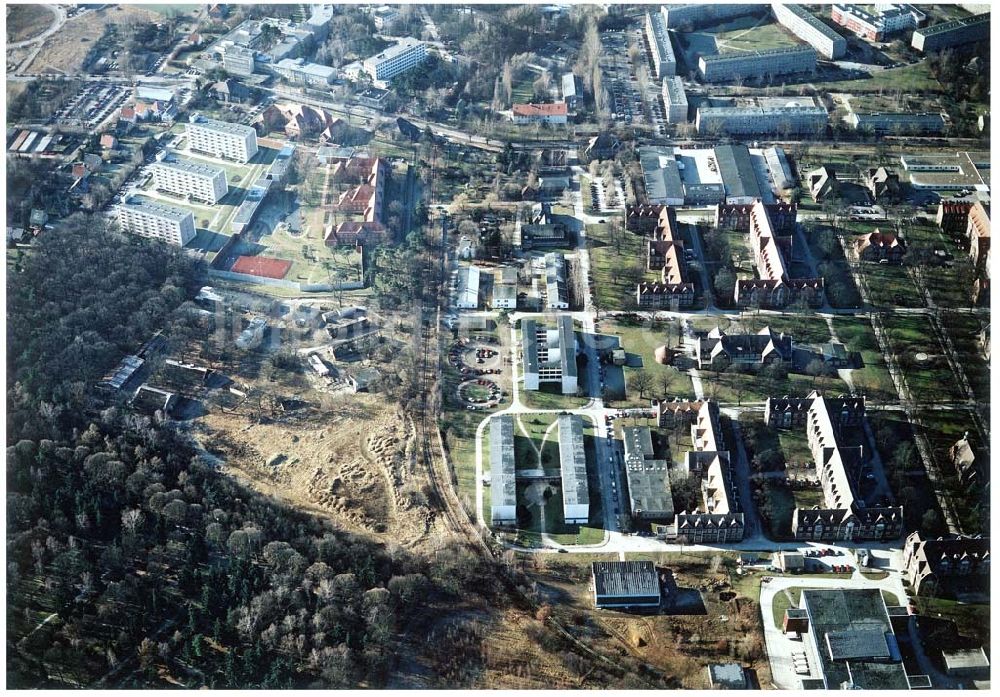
xmin=51 ymin=81 xmax=131 ymax=129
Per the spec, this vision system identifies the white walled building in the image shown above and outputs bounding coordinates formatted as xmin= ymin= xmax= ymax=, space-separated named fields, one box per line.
xmin=698 ymin=45 xmax=816 ymax=82
xmin=151 ymin=159 xmax=228 ymax=204
xmin=362 ymin=39 xmax=428 ymax=83
xmin=273 ymin=58 xmax=336 ymax=86
xmin=490 ymin=415 xmax=517 ymax=525
xmin=117 ymin=197 xmax=196 ymax=246
xmin=186 ymin=118 xmax=258 ymax=163
xmin=644 ymin=11 xmax=677 ymax=78
xmin=696 ymin=105 xmax=828 ymax=136
xmin=558 ymin=414 xmax=590 ymax=524
xmin=662 ymin=76 xmax=689 ymax=123
xmin=522 ymin=315 xmax=578 ymax=394
xmin=220 ymin=43 xmax=256 ymax=76
xmin=456 ymin=265 xmax=481 ymax=309
xmin=772 ymin=3 xmax=847 ymax=59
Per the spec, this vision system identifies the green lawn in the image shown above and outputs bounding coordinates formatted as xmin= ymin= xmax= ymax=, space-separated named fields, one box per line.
xmin=522 ymin=382 xmax=589 ymax=410
xmin=771 ymin=586 xmax=804 ymax=629
xmin=810 ymin=61 xmax=939 ymax=94
xmin=513 ymin=413 xmax=559 ymax=469
xmin=586 ymin=223 xmax=655 ymax=311
xmin=601 ymin=317 xmax=696 ymax=406
xmin=715 ymin=19 xmax=800 ymax=54
xmin=912 ymin=597 xmax=990 ymax=647
xmin=883 ymin=314 xmax=966 ymax=403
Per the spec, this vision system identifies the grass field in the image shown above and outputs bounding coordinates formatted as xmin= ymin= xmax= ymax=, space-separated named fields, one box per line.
xmin=810 ymin=61 xmax=940 ymax=95
xmin=882 ymin=314 xmax=965 ymax=403
xmin=601 ymin=317 xmax=696 ymax=405
xmin=714 ymin=19 xmax=801 ymax=55
xmin=586 ymin=223 xmax=657 ymax=311
xmin=7 ymin=4 xmax=55 ymax=43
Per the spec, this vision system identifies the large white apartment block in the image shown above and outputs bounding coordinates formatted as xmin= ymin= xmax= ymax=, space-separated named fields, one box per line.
xmin=662 ymin=76 xmax=689 ymax=123
xmin=186 ymin=118 xmax=258 ymax=163
xmin=644 ymin=11 xmax=676 ymax=78
xmin=151 ymin=160 xmax=229 ymax=204
xmin=117 ymin=197 xmax=196 ymax=246
xmin=696 ymin=105 xmax=829 ymax=135
xmin=362 ymin=39 xmax=427 ymax=83
xmin=771 ymin=3 xmax=847 ymax=59
xmin=698 ymin=45 xmax=816 ymax=82
xmin=661 ymin=4 xmax=759 ymax=29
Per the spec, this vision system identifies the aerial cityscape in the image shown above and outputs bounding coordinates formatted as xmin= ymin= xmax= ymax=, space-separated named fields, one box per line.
xmin=5 ymin=1 xmax=991 ymax=690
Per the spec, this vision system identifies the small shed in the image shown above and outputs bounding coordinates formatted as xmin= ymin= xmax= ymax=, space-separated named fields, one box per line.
xmin=942 ymin=648 xmax=990 ymax=680
xmin=778 ymin=551 xmax=805 ymax=572
xmin=611 ymin=348 xmax=627 ymax=366
xmin=707 ymin=663 xmax=749 ymax=689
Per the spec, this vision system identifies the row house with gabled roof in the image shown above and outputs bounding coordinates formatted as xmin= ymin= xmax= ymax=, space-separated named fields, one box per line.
xmin=902 ymin=532 xmax=990 ymax=596
xmin=766 ymin=391 xmax=903 ymax=542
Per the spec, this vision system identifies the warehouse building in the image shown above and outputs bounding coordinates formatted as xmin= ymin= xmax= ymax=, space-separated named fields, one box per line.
xmin=622 ymin=427 xmax=674 ymax=522
xmin=489 ymin=415 xmax=517 ymax=525
xmin=661 ymin=4 xmax=759 ymax=29
xmin=522 ymin=315 xmax=578 ymax=394
xmin=186 ymin=117 xmax=258 ymax=163
xmin=848 ymin=111 xmax=947 ymax=135
xmin=456 ymin=265 xmax=481 ymax=309
xmin=901 ymin=151 xmax=990 ymax=191
xmin=772 ymin=3 xmax=847 ymax=59
xmin=640 ymin=147 xmax=685 ymax=206
xmin=696 ymin=105 xmax=828 ymax=136
xmin=591 ymin=561 xmax=661 ymax=609
xmin=117 ymin=197 xmax=196 ymax=246
xmin=715 ymin=144 xmax=763 ymax=204
xmin=782 ymin=588 xmax=924 ymax=689
xmin=558 ymin=414 xmax=589 ymax=524
xmin=698 ymin=45 xmax=816 ymax=82
xmin=911 ymin=12 xmax=989 ymax=53
xmin=644 ymin=10 xmax=676 ymax=78
xmin=362 ymin=38 xmax=428 ymax=83
xmin=151 ymin=159 xmax=229 ymax=204
xmin=662 ymin=76 xmax=689 ymax=123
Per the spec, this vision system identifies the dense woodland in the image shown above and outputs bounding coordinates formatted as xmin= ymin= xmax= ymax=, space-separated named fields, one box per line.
xmin=4 ymin=217 xmax=513 ymax=687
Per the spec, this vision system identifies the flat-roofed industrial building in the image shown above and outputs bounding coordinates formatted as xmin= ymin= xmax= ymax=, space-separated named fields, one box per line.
xmin=592 ymin=561 xmax=661 ymax=609
xmin=622 ymin=427 xmax=674 ymax=521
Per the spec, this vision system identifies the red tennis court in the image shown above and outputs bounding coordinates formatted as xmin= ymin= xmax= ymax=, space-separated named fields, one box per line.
xmin=230 ymin=255 xmax=293 ymax=279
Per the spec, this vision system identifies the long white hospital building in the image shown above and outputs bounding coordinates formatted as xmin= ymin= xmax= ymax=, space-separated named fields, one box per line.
xmin=186 ymin=118 xmax=258 ymax=163
xmin=117 ymin=197 xmax=196 ymax=246
xmin=151 ymin=159 xmax=229 ymax=204
xmin=362 ymin=39 xmax=428 ymax=83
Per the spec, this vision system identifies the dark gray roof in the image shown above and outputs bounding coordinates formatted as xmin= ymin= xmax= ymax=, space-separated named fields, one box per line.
xmin=558 ymin=414 xmax=588 ymax=508
xmin=490 ymin=415 xmax=516 ymax=509
xmin=592 ymin=560 xmax=659 ymax=598
xmin=825 ymin=629 xmax=890 ymax=661
xmin=522 ymin=319 xmax=539 ymax=374
xmin=558 ymin=314 xmax=578 ymax=379
xmin=622 ymin=427 xmax=674 ymax=518
xmin=715 ymin=144 xmax=763 ymax=200
xmin=640 ymin=147 xmax=685 ymax=203
xmin=801 ymin=589 xmax=907 ymax=689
